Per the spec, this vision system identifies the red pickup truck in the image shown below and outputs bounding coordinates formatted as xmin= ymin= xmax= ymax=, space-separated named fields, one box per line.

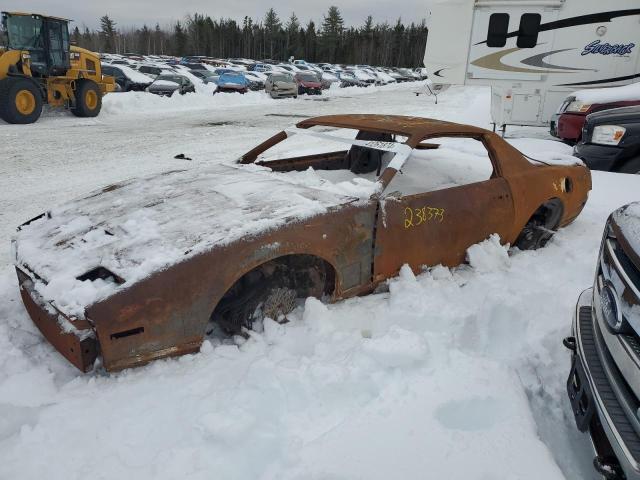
xmin=550 ymin=83 xmax=640 ymax=144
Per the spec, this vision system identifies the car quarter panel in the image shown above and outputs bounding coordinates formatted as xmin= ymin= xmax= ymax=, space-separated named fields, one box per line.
xmin=86 ymin=202 xmax=377 ymax=371
xmin=374 ymin=178 xmax=515 ymax=278
xmin=481 ymin=133 xmax=591 ymax=239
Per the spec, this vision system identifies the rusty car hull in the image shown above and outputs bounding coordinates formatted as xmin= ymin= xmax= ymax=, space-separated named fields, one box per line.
xmin=14 ymin=114 xmax=592 ymax=371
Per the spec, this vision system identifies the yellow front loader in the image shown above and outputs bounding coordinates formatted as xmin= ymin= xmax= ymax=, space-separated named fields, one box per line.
xmin=0 ymin=12 xmax=114 ymax=124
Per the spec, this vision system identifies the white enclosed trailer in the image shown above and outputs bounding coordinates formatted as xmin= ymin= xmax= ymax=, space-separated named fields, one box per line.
xmin=423 ymin=0 xmax=640 ymax=131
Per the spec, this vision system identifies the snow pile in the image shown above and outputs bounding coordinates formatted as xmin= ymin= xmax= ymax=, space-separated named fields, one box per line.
xmin=573 ymin=81 xmax=640 ymax=104
xmin=509 ymin=138 xmax=584 ymax=166
xmin=466 ymin=233 xmax=510 ymax=273
xmin=116 ymin=64 xmax=155 ymax=84
xmin=101 ymin=81 xmax=420 ymax=116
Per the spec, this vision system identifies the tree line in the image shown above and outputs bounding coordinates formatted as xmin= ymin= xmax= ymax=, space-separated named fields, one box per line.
xmin=72 ymin=6 xmax=428 ymax=67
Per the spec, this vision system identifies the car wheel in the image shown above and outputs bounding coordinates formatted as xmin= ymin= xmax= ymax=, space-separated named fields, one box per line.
xmin=515 ymin=199 xmax=564 ymax=250
xmin=0 ymin=77 xmax=43 ymax=124
xmin=211 ymin=255 xmax=333 ymax=335
xmin=71 ymin=80 xmax=102 ymax=117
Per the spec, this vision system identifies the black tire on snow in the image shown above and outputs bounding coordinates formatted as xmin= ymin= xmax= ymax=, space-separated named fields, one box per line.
xmin=0 ymin=77 xmax=43 ymax=124
xmin=71 ymin=79 xmax=102 ymax=117
xmin=515 ymin=199 xmax=564 ymax=250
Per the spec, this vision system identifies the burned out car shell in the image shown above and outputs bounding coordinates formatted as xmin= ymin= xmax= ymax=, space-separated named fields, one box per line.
xmin=14 ymin=115 xmax=592 ymax=372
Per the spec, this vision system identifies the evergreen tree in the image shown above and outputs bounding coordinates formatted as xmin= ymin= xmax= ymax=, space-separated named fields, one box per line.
xmin=100 ymin=15 xmax=117 ymax=52
xmin=304 ymin=20 xmax=317 ymax=61
xmin=81 ymin=9 xmax=428 ymax=67
xmin=285 ymin=12 xmax=300 ymax=59
xmin=320 ymin=6 xmax=344 ymax=63
xmin=71 ymin=26 xmax=81 ymax=46
xmin=173 ymin=21 xmax=188 ymax=56
xmin=263 ymin=8 xmax=281 ymax=59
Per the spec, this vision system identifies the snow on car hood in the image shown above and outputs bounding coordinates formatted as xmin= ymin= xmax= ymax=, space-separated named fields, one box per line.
xmin=14 ymin=163 xmax=359 ymax=317
xmin=150 ymin=80 xmax=180 ymax=89
xmin=573 ymin=82 xmax=640 ymax=104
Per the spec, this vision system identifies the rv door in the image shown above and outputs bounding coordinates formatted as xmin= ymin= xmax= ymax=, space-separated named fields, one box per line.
xmin=423 ymin=0 xmax=475 ymax=85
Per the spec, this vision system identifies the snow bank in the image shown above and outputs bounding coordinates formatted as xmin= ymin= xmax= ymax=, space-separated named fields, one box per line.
xmin=573 ymin=81 xmax=640 ymax=104
xmin=116 ymin=64 xmax=155 ymax=84
xmin=102 ymin=81 xmax=419 ymax=116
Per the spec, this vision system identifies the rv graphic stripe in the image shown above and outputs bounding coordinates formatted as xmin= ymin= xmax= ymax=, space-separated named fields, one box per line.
xmin=555 ymin=73 xmax=640 ymax=87
xmin=475 ymin=9 xmax=640 ymax=46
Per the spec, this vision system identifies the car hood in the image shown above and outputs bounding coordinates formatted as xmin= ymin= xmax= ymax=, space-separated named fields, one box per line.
xmin=586 ymin=105 xmax=640 ymax=126
xmin=149 ymin=80 xmax=180 ymax=90
xmin=14 ymin=163 xmax=358 ymax=316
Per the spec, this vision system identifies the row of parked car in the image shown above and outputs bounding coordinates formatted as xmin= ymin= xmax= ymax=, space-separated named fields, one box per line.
xmin=100 ymin=53 xmax=427 ymax=100
xmin=551 ymin=83 xmax=640 ymax=175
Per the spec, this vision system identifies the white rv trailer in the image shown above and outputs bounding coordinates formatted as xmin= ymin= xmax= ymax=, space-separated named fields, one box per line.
xmin=423 ymin=0 xmax=640 ymax=131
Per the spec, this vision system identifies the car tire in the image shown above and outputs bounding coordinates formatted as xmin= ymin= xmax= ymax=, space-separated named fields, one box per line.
xmin=0 ymin=77 xmax=43 ymax=124
xmin=71 ymin=80 xmax=102 ymax=117
xmin=212 ymin=256 xmax=331 ymax=334
xmin=515 ymin=199 xmax=564 ymax=250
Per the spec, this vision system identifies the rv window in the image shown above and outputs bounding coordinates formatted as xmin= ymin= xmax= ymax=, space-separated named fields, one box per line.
xmin=487 ymin=13 xmax=509 ymax=48
xmin=517 ymin=14 xmax=541 ymax=48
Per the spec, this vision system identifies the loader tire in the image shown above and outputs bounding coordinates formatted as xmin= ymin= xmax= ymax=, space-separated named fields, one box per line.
xmin=72 ymin=80 xmax=102 ymax=117
xmin=0 ymin=77 xmax=43 ymax=124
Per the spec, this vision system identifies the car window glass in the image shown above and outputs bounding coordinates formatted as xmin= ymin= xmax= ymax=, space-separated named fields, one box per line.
xmin=517 ymin=13 xmax=540 ymax=48
xmin=487 ymin=13 xmax=509 ymax=48
xmin=388 ymin=137 xmax=495 ymax=196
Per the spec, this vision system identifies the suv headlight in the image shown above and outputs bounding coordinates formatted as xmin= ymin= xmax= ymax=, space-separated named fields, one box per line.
xmin=592 ymin=125 xmax=626 ymax=146
xmin=565 ymin=101 xmax=592 ymax=113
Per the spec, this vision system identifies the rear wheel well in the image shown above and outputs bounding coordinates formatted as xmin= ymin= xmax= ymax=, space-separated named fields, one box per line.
xmin=210 ymin=254 xmax=336 ymax=334
xmin=515 ymin=198 xmax=564 ymax=250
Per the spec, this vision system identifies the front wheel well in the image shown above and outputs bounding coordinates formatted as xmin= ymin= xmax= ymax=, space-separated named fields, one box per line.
xmin=210 ymin=254 xmax=336 ymax=334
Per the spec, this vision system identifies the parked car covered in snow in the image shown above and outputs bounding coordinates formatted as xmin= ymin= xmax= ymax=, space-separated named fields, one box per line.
xmin=214 ymin=71 xmax=249 ymax=94
xmin=573 ymin=106 xmax=640 ymax=174
xmin=101 ymin=64 xmax=152 ymax=92
xmin=295 ymin=72 xmax=322 ymax=95
xmin=566 ymin=202 xmax=640 ymax=479
xmin=147 ymin=74 xmax=195 ymax=96
xmin=338 ymin=71 xmax=368 ymax=88
xmin=13 ymin=114 xmax=591 ymax=372
xmin=189 ymin=69 xmax=218 ymax=84
xmin=551 ymin=83 xmax=640 ymax=144
xmin=265 ymin=72 xmax=297 ymax=99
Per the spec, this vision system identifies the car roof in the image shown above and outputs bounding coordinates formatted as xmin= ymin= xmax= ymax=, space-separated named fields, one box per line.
xmin=296 ymin=114 xmax=488 ymax=146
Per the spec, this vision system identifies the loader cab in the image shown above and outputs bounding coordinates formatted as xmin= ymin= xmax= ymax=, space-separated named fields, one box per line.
xmin=2 ymin=12 xmax=70 ymax=77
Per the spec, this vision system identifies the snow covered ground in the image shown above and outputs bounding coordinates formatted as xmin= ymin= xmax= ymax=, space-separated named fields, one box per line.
xmin=1 ymin=83 xmax=639 ymax=479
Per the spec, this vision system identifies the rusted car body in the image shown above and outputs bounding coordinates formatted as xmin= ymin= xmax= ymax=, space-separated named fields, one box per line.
xmin=13 ymin=114 xmax=592 ymax=372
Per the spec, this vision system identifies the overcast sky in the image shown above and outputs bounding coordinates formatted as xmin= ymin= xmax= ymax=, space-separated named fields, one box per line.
xmin=16 ymin=1 xmax=430 ymax=30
